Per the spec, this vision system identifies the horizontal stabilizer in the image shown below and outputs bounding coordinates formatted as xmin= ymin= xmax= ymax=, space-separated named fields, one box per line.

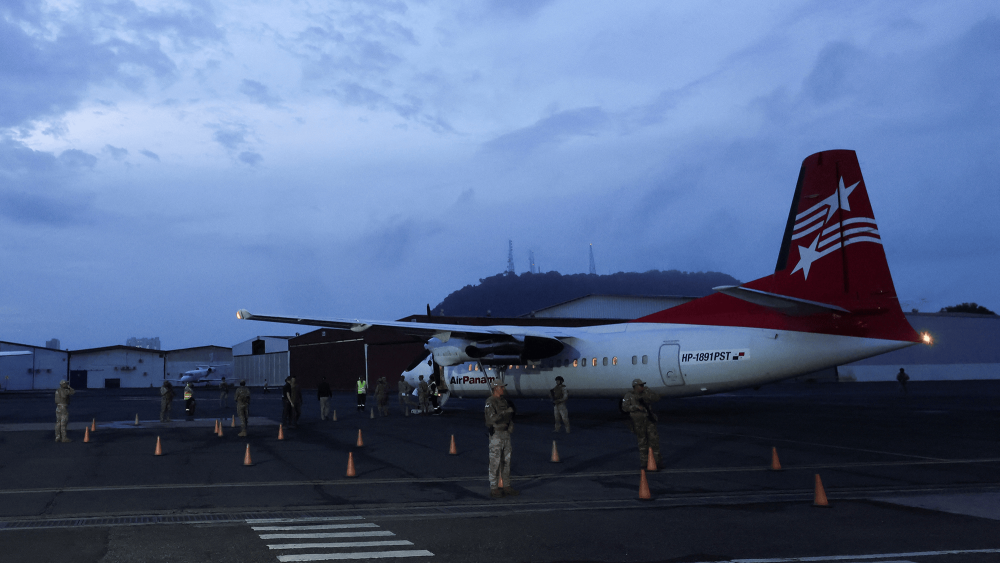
xmin=712 ymin=285 xmax=849 ymax=317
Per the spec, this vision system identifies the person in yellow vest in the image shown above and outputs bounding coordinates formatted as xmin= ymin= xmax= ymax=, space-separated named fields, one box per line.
xmin=356 ymin=376 xmax=367 ymax=412
xmin=184 ymin=383 xmax=196 ymax=418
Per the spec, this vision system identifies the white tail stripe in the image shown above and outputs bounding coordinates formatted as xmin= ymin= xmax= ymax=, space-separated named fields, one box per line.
xmin=792 ymin=215 xmax=827 ymax=240
xmin=815 ymin=229 xmax=881 ymax=252
xmin=268 ymin=541 xmax=414 ymax=550
xmin=277 ymin=550 xmax=434 ymax=562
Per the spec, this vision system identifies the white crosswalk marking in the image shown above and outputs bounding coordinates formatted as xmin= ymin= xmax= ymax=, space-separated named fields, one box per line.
xmin=248 ymin=516 xmax=433 ymax=562
xmin=267 ymin=541 xmax=414 ymax=550
xmin=253 ymin=523 xmax=379 ymax=531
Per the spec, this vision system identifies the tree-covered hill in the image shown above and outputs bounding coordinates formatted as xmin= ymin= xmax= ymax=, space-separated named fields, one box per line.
xmin=430 ymin=270 xmax=741 ymax=318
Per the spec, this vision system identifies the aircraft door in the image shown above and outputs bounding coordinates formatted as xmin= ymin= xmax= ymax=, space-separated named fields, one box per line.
xmin=658 ymin=344 xmax=684 ymax=386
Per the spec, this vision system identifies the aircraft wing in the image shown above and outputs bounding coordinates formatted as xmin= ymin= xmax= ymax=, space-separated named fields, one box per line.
xmin=235 ymin=309 xmax=577 ymax=343
xmin=0 ymin=351 xmax=33 ymax=357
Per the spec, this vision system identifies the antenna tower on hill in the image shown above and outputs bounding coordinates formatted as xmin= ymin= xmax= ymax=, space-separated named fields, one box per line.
xmin=588 ymin=244 xmax=597 ymax=275
xmin=506 ymin=240 xmax=516 ymax=275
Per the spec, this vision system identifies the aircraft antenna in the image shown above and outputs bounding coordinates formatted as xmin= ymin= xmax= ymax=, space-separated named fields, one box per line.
xmin=589 ymin=244 xmax=597 ymax=275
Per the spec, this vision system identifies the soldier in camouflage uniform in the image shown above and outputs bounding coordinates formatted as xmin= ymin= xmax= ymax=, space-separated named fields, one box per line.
xmin=398 ymin=378 xmax=417 ymax=416
xmin=375 ymin=377 xmax=389 ymax=417
xmin=485 ymin=379 xmax=519 ymax=498
xmin=54 ymin=380 xmax=76 ymax=442
xmin=235 ymin=380 xmax=251 ymax=436
xmin=621 ymin=378 xmax=662 ymax=470
xmin=160 ymin=380 xmax=175 ymax=422
xmin=417 ymin=375 xmax=430 ymax=414
xmin=550 ymin=376 xmax=570 ymax=433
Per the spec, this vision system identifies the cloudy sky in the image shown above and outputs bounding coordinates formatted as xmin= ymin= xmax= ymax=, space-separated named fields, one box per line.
xmin=2 ymin=0 xmax=998 ymax=351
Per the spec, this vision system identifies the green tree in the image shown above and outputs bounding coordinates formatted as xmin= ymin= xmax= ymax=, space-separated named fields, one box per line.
xmin=939 ymin=302 xmax=996 ymax=315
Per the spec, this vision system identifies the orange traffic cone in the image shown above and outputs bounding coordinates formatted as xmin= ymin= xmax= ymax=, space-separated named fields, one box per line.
xmin=813 ymin=474 xmax=830 ymax=507
xmin=448 ymin=435 xmax=458 ymax=455
xmin=333 ymin=410 xmax=337 ymax=422
xmin=84 ymin=427 xmax=91 ymax=443
xmin=134 ymin=414 xmax=140 ymax=426
xmin=231 ymin=415 xmax=236 ymax=428
xmin=243 ymin=445 xmax=253 ymax=466
xmin=91 ymin=419 xmax=96 ymax=432
xmin=770 ymin=447 xmax=782 ymax=471
xmin=550 ymin=440 xmax=561 ymax=463
xmin=217 ymin=422 xmax=224 ymax=437
xmin=214 ymin=419 xmax=220 ymax=434
xmin=498 ymin=475 xmax=504 ymax=488
xmin=278 ymin=424 xmax=285 ymax=440
xmin=356 ymin=429 xmax=364 ymax=447
xmin=646 ymin=448 xmax=658 ymax=471
xmin=154 ymin=436 xmax=163 ymax=456
xmin=346 ymin=452 xmax=357 ymax=477
xmin=639 ymin=469 xmax=651 ymax=500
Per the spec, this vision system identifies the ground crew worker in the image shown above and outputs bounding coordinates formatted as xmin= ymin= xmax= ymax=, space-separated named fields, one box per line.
xmin=356 ymin=376 xmax=367 ymax=412
xmin=317 ymin=376 xmax=332 ymax=420
xmin=160 ymin=380 xmax=175 ymax=423
xmin=281 ymin=376 xmax=292 ymax=426
xmin=621 ymin=378 xmax=662 ymax=470
xmin=897 ymin=367 xmax=910 ymax=395
xmin=418 ymin=375 xmax=430 ymax=414
xmin=485 ymin=379 xmax=518 ymax=498
xmin=219 ymin=377 xmax=229 ymax=407
xmin=398 ymin=378 xmax=417 ymax=416
xmin=184 ymin=383 xmax=196 ymax=418
xmin=375 ymin=377 xmax=388 ymax=416
xmin=235 ymin=380 xmax=251 ymax=436
xmin=289 ymin=376 xmax=302 ymax=428
xmin=54 ymin=380 xmax=76 ymax=442
xmin=550 ymin=375 xmax=570 ymax=433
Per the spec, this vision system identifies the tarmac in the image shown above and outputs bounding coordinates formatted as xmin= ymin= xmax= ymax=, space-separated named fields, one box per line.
xmin=0 ymin=380 xmax=998 ymax=563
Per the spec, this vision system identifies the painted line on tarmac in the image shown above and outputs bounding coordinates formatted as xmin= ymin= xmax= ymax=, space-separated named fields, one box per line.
xmin=267 ymin=540 xmax=414 ymax=550
xmin=2 ymin=457 xmax=999 ymax=496
xmin=687 ymin=429 xmax=948 ymax=461
xmin=276 ymin=550 xmax=433 ymax=561
xmin=247 ymin=516 xmax=364 ymax=524
xmin=686 ymin=548 xmax=1000 ymax=562
xmin=260 ymin=531 xmax=396 ymax=540
xmin=252 ymin=523 xmax=378 ymax=531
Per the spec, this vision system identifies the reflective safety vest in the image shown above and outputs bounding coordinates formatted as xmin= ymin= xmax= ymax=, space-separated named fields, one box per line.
xmin=184 ymin=388 xmax=193 ymax=400
xmin=357 ymin=380 xmax=367 ymax=394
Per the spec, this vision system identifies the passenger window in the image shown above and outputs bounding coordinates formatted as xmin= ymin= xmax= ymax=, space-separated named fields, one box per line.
xmin=573 ymin=359 xmax=578 ymax=367
xmin=642 ymin=355 xmax=648 ymax=364
xmin=613 ymin=356 xmax=618 ymax=365
xmin=602 ymin=357 xmax=608 ymax=366
xmin=592 ymin=358 xmax=597 ymax=367
xmin=581 ymin=358 xmax=587 ymax=367
xmin=632 ymin=355 xmax=637 ymax=365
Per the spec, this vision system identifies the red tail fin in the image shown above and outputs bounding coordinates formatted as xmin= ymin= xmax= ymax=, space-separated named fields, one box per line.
xmin=637 ymin=150 xmax=919 ymax=342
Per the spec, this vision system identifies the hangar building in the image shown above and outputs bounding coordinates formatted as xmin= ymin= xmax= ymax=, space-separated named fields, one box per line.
xmin=69 ymin=345 xmax=166 ymax=389
xmin=0 ymin=341 xmax=69 ymax=391
xmin=233 ymin=336 xmax=292 ymax=387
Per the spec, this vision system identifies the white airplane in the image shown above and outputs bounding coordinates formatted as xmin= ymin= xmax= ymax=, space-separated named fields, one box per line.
xmin=237 ymin=150 xmax=927 ymax=399
xmin=174 ymin=364 xmax=234 ymax=386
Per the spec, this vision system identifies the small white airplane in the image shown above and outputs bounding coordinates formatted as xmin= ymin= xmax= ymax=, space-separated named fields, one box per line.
xmin=237 ymin=150 xmax=927 ymax=399
xmin=174 ymin=364 xmax=234 ymax=386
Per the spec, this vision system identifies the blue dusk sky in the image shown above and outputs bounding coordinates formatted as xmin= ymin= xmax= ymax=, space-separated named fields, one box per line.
xmin=1 ymin=0 xmax=998 ymax=350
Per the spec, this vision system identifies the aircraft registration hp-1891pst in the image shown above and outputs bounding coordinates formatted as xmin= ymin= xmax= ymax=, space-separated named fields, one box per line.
xmin=237 ymin=150 xmax=929 ymax=399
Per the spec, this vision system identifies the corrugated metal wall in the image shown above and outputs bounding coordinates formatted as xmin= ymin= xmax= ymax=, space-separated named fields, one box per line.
xmin=234 ymin=352 xmax=288 ymax=387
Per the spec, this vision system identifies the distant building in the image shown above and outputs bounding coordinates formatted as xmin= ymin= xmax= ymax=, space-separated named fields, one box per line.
xmin=126 ymin=337 xmax=161 ymax=350
xmin=0 ymin=341 xmax=69 ymax=391
xmin=45 ymin=338 xmax=61 ymax=350
xmin=233 ymin=336 xmax=292 ymax=387
xmin=69 ymin=346 xmax=165 ymax=389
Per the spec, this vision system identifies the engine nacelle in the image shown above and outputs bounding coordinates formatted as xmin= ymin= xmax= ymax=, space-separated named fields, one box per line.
xmin=426 ymin=335 xmax=563 ymax=366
